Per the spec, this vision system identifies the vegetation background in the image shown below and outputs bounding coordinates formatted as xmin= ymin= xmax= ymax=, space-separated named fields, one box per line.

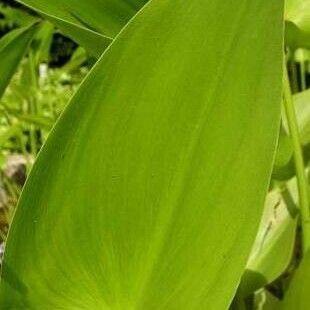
xmin=0 ymin=0 xmax=90 ymax=254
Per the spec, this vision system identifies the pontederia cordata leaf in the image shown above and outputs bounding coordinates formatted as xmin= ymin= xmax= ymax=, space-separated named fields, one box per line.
xmin=18 ymin=0 xmax=148 ymax=56
xmin=281 ymin=250 xmax=310 ymax=309
xmin=239 ymin=188 xmax=297 ymax=297
xmin=0 ymin=0 xmax=284 ymax=309
xmin=0 ymin=23 xmax=38 ymax=98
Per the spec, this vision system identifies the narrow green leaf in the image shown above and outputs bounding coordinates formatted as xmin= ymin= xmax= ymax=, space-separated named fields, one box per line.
xmin=239 ymin=188 xmax=297 ymax=296
xmin=272 ymin=125 xmax=294 ymax=180
xmin=0 ymin=3 xmax=38 ymax=27
xmin=18 ymin=0 xmax=148 ymax=56
xmin=31 ymin=21 xmax=54 ymax=65
xmin=281 ymin=250 xmax=310 ymax=309
xmin=255 ymin=290 xmax=282 ymax=310
xmin=283 ymin=89 xmax=310 ymax=179
xmin=19 ymin=0 xmax=148 ymax=38
xmin=0 ymin=24 xmax=38 ymax=98
xmin=62 ymin=47 xmax=88 ymax=73
xmin=25 ymin=8 xmax=111 ymax=58
xmin=0 ymin=0 xmax=284 ymax=309
xmin=5 ymin=112 xmax=53 ymax=129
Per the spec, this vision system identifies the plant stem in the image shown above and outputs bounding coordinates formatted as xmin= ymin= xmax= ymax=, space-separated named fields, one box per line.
xmin=283 ymin=66 xmax=310 ymax=254
xmin=28 ymin=51 xmax=38 ymax=157
xmin=289 ymin=60 xmax=299 ymax=94
xmin=300 ymin=61 xmax=306 ymax=91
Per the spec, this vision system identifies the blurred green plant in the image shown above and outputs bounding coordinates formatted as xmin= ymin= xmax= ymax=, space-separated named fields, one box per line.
xmin=0 ymin=59 xmax=87 ymax=238
xmin=0 ymin=6 xmax=88 ymax=244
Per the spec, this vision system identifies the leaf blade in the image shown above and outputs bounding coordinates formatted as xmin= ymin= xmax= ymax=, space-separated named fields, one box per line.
xmin=0 ymin=0 xmax=284 ymax=309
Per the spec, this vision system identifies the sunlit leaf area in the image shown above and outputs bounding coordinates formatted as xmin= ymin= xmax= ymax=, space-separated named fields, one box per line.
xmin=0 ymin=0 xmax=309 ymax=309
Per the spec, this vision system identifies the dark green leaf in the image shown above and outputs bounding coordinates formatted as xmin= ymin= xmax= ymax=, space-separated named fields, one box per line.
xmin=281 ymin=250 xmax=310 ymax=309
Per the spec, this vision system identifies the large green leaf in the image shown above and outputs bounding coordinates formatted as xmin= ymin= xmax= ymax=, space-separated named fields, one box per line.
xmin=281 ymin=250 xmax=310 ymax=309
xmin=0 ymin=0 xmax=284 ymax=309
xmin=0 ymin=24 xmax=38 ymax=98
xmin=18 ymin=0 xmax=148 ymax=56
xmin=239 ymin=187 xmax=297 ymax=297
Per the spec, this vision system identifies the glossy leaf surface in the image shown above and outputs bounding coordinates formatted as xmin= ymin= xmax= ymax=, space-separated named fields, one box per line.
xmin=0 ymin=0 xmax=284 ymax=309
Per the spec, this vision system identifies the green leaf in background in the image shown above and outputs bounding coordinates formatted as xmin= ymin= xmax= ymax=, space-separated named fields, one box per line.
xmin=285 ymin=0 xmax=310 ymax=49
xmin=294 ymin=49 xmax=310 ymax=91
xmin=0 ymin=23 xmax=38 ymax=98
xmin=272 ymin=125 xmax=294 ymax=180
xmin=273 ymin=89 xmax=310 ymax=181
xmin=239 ymin=188 xmax=297 ymax=297
xmin=293 ymin=88 xmax=310 ymax=145
xmin=280 ymin=90 xmax=310 ymax=180
xmin=286 ymin=0 xmax=310 ymax=35
xmin=31 ymin=21 xmax=54 ymax=65
xmin=281 ymin=250 xmax=310 ymax=309
xmin=254 ymin=290 xmax=282 ymax=310
xmin=19 ymin=0 xmax=148 ymax=38
xmin=0 ymin=0 xmax=283 ymax=309
xmin=27 ymin=9 xmax=111 ymax=58
xmin=62 ymin=47 xmax=88 ymax=73
xmin=18 ymin=0 xmax=148 ymax=56
xmin=0 ymin=3 xmax=38 ymax=28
